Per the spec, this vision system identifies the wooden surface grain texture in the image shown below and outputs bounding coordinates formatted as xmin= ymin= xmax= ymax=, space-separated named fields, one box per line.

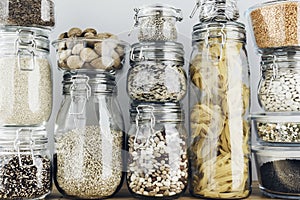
xmin=46 ymin=182 xmax=283 ymax=200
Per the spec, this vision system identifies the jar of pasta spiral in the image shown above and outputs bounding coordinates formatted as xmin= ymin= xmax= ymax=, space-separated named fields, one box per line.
xmin=189 ymin=21 xmax=251 ymax=199
xmin=127 ymin=102 xmax=188 ymax=199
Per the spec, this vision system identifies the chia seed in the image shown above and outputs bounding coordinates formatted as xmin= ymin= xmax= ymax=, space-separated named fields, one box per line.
xmin=260 ymin=159 xmax=300 ymax=194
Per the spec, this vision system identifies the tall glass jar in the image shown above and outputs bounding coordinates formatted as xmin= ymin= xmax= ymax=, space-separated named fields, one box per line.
xmin=0 ymin=127 xmax=51 ymax=199
xmin=128 ymin=42 xmax=187 ymax=102
xmin=0 ymin=26 xmax=52 ymax=126
xmin=132 ymin=4 xmax=183 ymax=42
xmin=54 ymin=70 xmax=124 ymax=199
xmin=127 ymin=102 xmax=188 ymax=199
xmin=189 ymin=21 xmax=251 ymax=199
xmin=258 ymin=50 xmax=300 ymax=112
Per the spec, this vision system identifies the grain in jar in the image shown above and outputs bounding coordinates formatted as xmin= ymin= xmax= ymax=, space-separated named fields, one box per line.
xmin=0 ymin=26 xmax=52 ymax=126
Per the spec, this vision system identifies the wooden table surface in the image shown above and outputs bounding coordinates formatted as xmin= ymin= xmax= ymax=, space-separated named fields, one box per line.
xmin=46 ymin=181 xmax=284 ymax=200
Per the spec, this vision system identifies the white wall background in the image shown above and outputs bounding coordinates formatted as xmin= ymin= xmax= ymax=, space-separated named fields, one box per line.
xmin=49 ymin=0 xmax=262 ymax=180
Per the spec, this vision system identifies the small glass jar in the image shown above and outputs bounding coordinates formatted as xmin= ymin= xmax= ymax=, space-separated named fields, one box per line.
xmin=189 ymin=21 xmax=251 ymax=199
xmin=258 ymin=51 xmax=300 ymax=112
xmin=0 ymin=0 xmax=55 ymax=29
xmin=132 ymin=4 xmax=182 ymax=42
xmin=0 ymin=127 xmax=51 ymax=199
xmin=190 ymin=0 xmax=239 ymax=22
xmin=127 ymin=102 xmax=188 ymax=199
xmin=252 ymin=114 xmax=300 ymax=145
xmin=0 ymin=26 xmax=52 ymax=126
xmin=54 ymin=70 xmax=124 ymax=199
xmin=127 ymin=42 xmax=187 ymax=102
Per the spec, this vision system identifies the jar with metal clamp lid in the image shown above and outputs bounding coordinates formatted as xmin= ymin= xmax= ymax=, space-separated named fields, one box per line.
xmin=54 ymin=70 xmax=124 ymax=199
xmin=0 ymin=127 xmax=51 ymax=199
xmin=189 ymin=21 xmax=251 ymax=199
xmin=190 ymin=0 xmax=239 ymax=22
xmin=127 ymin=102 xmax=188 ymax=199
xmin=258 ymin=50 xmax=300 ymax=112
xmin=0 ymin=26 xmax=52 ymax=126
xmin=127 ymin=42 xmax=187 ymax=102
xmin=131 ymin=4 xmax=183 ymax=42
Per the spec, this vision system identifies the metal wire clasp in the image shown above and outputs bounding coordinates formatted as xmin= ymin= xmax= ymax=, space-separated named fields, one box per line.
xmin=133 ymin=105 xmax=156 ymax=149
xmin=14 ymin=128 xmax=36 ymax=167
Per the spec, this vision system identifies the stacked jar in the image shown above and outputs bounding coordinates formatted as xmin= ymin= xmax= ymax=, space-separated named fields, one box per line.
xmin=189 ymin=0 xmax=251 ymax=199
xmin=248 ymin=0 xmax=300 ymax=199
xmin=0 ymin=1 xmax=55 ymax=199
xmin=52 ymin=28 xmax=128 ymax=199
xmin=126 ymin=4 xmax=188 ymax=199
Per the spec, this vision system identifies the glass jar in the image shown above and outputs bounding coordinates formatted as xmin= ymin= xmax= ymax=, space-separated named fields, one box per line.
xmin=52 ymin=37 xmax=128 ymax=72
xmin=0 ymin=127 xmax=51 ymax=199
xmin=0 ymin=26 xmax=52 ymax=126
xmin=190 ymin=0 xmax=239 ymax=22
xmin=258 ymin=51 xmax=300 ymax=112
xmin=128 ymin=42 xmax=187 ymax=102
xmin=127 ymin=102 xmax=188 ymax=199
xmin=54 ymin=70 xmax=124 ymax=199
xmin=247 ymin=0 xmax=300 ymax=51
xmin=251 ymin=114 xmax=300 ymax=145
xmin=132 ymin=4 xmax=182 ymax=42
xmin=0 ymin=0 xmax=55 ymax=29
xmin=189 ymin=21 xmax=251 ymax=199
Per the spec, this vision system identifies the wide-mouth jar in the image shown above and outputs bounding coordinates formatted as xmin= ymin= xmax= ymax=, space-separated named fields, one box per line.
xmin=253 ymin=145 xmax=300 ymax=199
xmin=251 ymin=113 xmax=300 ymax=145
xmin=247 ymin=0 xmax=300 ymax=52
xmin=52 ymin=37 xmax=128 ymax=73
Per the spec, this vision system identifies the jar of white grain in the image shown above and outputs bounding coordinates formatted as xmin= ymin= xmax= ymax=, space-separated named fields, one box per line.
xmin=0 ymin=26 xmax=52 ymax=126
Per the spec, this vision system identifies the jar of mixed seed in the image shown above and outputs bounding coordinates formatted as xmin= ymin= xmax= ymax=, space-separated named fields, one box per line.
xmin=132 ymin=4 xmax=182 ymax=42
xmin=0 ymin=127 xmax=51 ymax=199
xmin=127 ymin=102 xmax=188 ymax=199
xmin=127 ymin=42 xmax=187 ymax=102
xmin=0 ymin=0 xmax=55 ymax=29
xmin=189 ymin=21 xmax=251 ymax=199
xmin=0 ymin=26 xmax=52 ymax=126
xmin=258 ymin=50 xmax=300 ymax=112
xmin=54 ymin=70 xmax=124 ymax=199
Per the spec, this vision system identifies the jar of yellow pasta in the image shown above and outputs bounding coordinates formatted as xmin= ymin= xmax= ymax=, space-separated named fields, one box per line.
xmin=189 ymin=21 xmax=251 ymax=199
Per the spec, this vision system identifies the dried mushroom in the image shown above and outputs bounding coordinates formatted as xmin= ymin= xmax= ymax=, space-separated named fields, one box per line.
xmin=54 ymin=27 xmax=126 ymax=71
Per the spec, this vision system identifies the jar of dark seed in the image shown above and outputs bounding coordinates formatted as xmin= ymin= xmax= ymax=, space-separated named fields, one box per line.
xmin=253 ymin=145 xmax=300 ymax=199
xmin=54 ymin=70 xmax=124 ymax=199
xmin=127 ymin=102 xmax=188 ymax=199
xmin=0 ymin=26 xmax=52 ymax=126
xmin=132 ymin=4 xmax=182 ymax=42
xmin=0 ymin=127 xmax=51 ymax=199
xmin=258 ymin=50 xmax=300 ymax=112
xmin=0 ymin=0 xmax=55 ymax=29
xmin=127 ymin=42 xmax=187 ymax=102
